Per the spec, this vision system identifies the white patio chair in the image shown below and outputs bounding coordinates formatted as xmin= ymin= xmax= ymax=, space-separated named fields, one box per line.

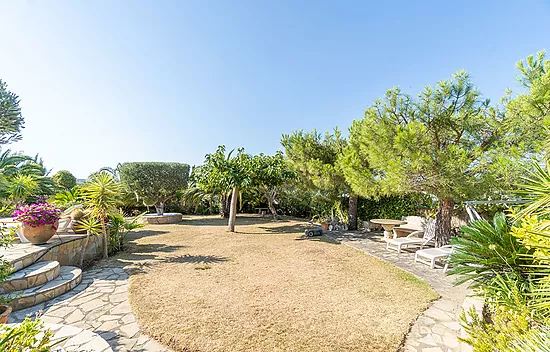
xmin=415 ymin=245 xmax=454 ymax=272
xmin=386 ymin=219 xmax=435 ymax=255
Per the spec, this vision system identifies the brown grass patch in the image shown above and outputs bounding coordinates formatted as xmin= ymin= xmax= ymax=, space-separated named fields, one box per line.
xmin=104 ymin=215 xmax=438 ymax=352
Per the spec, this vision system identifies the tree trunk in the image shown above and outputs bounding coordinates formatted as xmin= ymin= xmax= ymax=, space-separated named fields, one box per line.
xmin=78 ymin=230 xmax=91 ymax=268
xmin=348 ymin=195 xmax=358 ymax=231
xmin=435 ymin=199 xmax=454 ymax=247
xmin=227 ymin=186 xmax=239 ymax=232
xmin=154 ymin=201 xmax=164 ymax=215
xmin=101 ymin=222 xmax=109 ymax=259
xmin=219 ymin=197 xmax=225 ymax=218
xmin=267 ymin=194 xmax=278 ymax=221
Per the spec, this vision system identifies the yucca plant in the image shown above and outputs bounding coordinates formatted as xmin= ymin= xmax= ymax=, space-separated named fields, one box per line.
xmin=80 ymin=172 xmax=122 ymax=259
xmin=74 ymin=217 xmax=102 ymax=268
xmin=447 ymin=213 xmax=532 ymax=287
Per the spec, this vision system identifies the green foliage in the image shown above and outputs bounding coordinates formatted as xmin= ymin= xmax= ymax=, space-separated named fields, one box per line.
xmin=516 ymin=162 xmax=550 ymax=221
xmin=250 ymin=152 xmax=295 ymax=218
xmin=459 ymin=305 xmax=535 ymax=352
xmin=357 ymin=194 xmax=433 ymax=221
xmin=448 ymin=213 xmax=529 ymax=287
xmin=281 ymin=128 xmax=348 ymax=198
xmin=118 ymin=162 xmax=189 ymax=214
xmin=0 ymin=316 xmax=57 ymax=352
xmin=51 ymin=187 xmax=81 ymax=209
xmin=80 ymin=172 xmax=122 ymax=258
xmin=504 ymin=51 xmax=550 ymax=154
xmin=345 ymin=71 xmax=522 ymax=244
xmin=108 ymin=211 xmax=144 ymax=253
xmin=0 ymin=79 xmax=24 ymax=145
xmin=52 ymin=170 xmax=76 ymax=190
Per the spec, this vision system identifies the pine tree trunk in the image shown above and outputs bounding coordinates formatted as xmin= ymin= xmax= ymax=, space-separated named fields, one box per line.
xmin=348 ymin=195 xmax=358 ymax=230
xmin=227 ymin=186 xmax=239 ymax=232
xmin=435 ymin=199 xmax=454 ymax=247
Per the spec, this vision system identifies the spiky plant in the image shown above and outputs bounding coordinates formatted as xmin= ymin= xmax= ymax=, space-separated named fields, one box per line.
xmin=447 ymin=213 xmax=532 ymax=287
xmin=80 ymin=172 xmax=122 ymax=259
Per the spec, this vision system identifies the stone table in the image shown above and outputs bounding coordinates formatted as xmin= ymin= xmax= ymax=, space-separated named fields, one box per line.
xmin=370 ymin=219 xmax=406 ymax=240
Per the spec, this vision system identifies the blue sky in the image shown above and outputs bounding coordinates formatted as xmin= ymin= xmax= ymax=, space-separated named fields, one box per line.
xmin=1 ymin=1 xmax=549 ymax=178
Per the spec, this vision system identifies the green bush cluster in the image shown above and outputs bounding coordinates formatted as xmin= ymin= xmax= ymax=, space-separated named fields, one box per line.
xmin=357 ymin=193 xmax=434 ymax=222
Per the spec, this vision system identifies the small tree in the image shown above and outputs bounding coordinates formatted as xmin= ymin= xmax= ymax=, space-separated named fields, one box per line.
xmin=53 ymin=170 xmax=77 ymax=190
xmin=118 ymin=162 xmax=190 ymax=215
xmin=0 ymin=79 xmax=25 ymax=144
xmin=80 ymin=172 xmax=121 ymax=259
xmin=194 ymin=146 xmax=252 ymax=232
xmin=251 ymin=152 xmax=295 ymax=220
xmin=347 ymin=71 xmax=517 ymax=246
xmin=281 ymin=128 xmax=360 ymax=230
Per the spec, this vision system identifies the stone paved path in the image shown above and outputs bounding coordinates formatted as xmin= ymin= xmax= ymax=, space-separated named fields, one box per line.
xmin=326 ymin=231 xmax=472 ymax=352
xmin=9 ymin=267 xmax=170 ymax=352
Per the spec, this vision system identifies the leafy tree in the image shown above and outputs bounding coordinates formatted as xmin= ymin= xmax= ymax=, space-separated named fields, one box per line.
xmin=250 ymin=152 xmax=295 ymax=220
xmin=118 ymin=162 xmax=190 ymax=215
xmin=345 ymin=71 xmax=516 ymax=245
xmin=281 ymin=128 xmax=360 ymax=230
xmin=193 ymin=145 xmax=252 ymax=232
xmin=52 ymin=170 xmax=77 ymax=190
xmin=0 ymin=79 xmax=24 ymax=144
xmin=504 ymin=51 xmax=550 ymax=154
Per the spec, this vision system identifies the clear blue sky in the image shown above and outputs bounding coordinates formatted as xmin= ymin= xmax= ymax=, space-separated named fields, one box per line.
xmin=1 ymin=1 xmax=549 ymax=178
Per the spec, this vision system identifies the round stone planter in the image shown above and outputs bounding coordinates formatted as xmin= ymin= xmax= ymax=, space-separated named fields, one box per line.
xmin=21 ymin=221 xmax=58 ymax=244
xmin=144 ymin=212 xmax=183 ymax=224
xmin=0 ymin=304 xmax=12 ymax=324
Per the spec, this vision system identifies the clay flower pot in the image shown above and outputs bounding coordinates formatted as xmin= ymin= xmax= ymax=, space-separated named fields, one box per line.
xmin=321 ymin=221 xmax=329 ymax=231
xmin=0 ymin=304 xmax=12 ymax=324
xmin=21 ymin=221 xmax=58 ymax=244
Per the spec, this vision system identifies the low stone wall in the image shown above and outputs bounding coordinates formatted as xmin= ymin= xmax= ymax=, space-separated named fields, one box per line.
xmin=39 ymin=234 xmax=104 ymax=266
xmin=144 ymin=213 xmax=182 ymax=224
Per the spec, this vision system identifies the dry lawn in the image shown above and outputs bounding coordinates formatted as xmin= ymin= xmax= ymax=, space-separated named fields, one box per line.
xmin=100 ymin=215 xmax=438 ymax=352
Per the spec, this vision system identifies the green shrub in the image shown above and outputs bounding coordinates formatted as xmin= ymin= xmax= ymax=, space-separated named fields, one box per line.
xmin=448 ymin=213 xmax=531 ymax=287
xmin=357 ymin=193 xmax=433 ymax=221
xmin=0 ymin=316 xmax=57 ymax=351
xmin=52 ymin=170 xmax=77 ymax=190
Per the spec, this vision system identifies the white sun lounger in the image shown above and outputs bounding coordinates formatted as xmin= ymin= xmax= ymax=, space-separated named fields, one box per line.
xmin=386 ymin=219 xmax=435 ymax=255
xmin=415 ymin=245 xmax=454 ymax=272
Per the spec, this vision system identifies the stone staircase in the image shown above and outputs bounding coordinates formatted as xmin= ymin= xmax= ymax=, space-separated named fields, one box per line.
xmin=0 ymin=258 xmax=82 ymax=311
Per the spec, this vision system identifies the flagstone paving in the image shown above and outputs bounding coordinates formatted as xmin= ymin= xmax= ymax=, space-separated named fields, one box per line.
xmin=9 ymin=267 xmax=170 ymax=352
xmin=326 ymin=231 xmax=473 ymax=352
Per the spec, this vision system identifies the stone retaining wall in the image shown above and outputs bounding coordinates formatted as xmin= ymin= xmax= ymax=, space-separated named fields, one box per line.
xmin=39 ymin=234 xmax=104 ymax=266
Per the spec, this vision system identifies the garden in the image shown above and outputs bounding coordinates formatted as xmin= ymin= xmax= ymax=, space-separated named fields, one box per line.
xmin=0 ymin=50 xmax=548 ymax=351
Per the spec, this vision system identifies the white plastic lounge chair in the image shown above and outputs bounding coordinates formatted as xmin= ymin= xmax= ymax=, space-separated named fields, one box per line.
xmin=415 ymin=245 xmax=454 ymax=272
xmin=386 ymin=219 xmax=435 ymax=255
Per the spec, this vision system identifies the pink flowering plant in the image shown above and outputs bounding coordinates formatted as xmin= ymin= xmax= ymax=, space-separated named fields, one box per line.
xmin=13 ymin=203 xmax=62 ymax=229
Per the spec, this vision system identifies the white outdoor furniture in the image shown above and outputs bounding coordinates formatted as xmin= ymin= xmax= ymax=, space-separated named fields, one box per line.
xmin=393 ymin=216 xmax=425 ymax=238
xmin=386 ymin=219 xmax=435 ymax=255
xmin=415 ymin=245 xmax=454 ymax=272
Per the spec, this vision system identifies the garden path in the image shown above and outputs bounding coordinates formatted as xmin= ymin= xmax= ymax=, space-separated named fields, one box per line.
xmin=8 ymin=267 xmax=170 ymax=352
xmin=326 ymin=231 xmax=473 ymax=352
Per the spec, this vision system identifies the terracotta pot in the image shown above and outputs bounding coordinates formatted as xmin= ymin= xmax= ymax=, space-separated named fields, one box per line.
xmin=21 ymin=221 xmax=58 ymax=244
xmin=0 ymin=304 xmax=12 ymax=324
xmin=321 ymin=222 xmax=329 ymax=231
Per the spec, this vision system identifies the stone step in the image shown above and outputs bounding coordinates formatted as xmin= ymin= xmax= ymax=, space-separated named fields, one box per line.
xmin=2 ymin=266 xmax=82 ymax=311
xmin=0 ymin=260 xmax=60 ymax=294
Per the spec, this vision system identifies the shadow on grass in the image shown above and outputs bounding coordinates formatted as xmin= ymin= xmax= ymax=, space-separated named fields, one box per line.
xmin=181 ymin=215 xmax=291 ymax=227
